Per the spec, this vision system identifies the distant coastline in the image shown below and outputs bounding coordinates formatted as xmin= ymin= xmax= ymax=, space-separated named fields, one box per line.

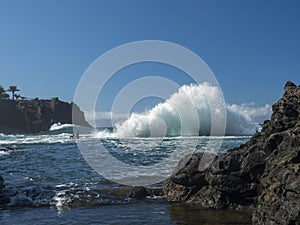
xmin=0 ymin=97 xmax=90 ymax=134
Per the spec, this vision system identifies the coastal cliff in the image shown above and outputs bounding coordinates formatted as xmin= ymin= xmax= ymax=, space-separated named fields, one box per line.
xmin=0 ymin=98 xmax=90 ymax=134
xmin=163 ymin=81 xmax=300 ymax=224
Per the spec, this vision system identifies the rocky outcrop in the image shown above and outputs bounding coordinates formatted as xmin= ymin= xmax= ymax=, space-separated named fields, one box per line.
xmin=0 ymin=98 xmax=90 ymax=134
xmin=0 ymin=176 xmax=163 ymax=208
xmin=163 ymin=81 xmax=300 ymax=224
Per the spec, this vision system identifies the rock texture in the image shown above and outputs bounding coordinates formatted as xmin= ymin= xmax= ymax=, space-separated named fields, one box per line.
xmin=163 ymin=81 xmax=300 ymax=225
xmin=0 ymin=98 xmax=90 ymax=134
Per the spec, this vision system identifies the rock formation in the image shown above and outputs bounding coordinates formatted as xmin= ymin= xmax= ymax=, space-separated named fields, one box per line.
xmin=0 ymin=97 xmax=90 ymax=134
xmin=163 ymin=81 xmax=300 ymax=224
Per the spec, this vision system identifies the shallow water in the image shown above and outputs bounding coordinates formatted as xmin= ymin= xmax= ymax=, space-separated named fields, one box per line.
xmin=0 ymin=126 xmax=251 ymax=224
xmin=0 ymin=202 xmax=252 ymax=225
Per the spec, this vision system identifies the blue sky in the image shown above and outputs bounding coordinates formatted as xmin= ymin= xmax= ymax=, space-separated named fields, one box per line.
xmin=0 ymin=0 xmax=299 ymax=114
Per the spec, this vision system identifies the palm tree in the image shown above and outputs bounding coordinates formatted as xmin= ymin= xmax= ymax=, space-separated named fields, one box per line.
xmin=14 ymin=94 xmax=26 ymax=101
xmin=14 ymin=94 xmax=21 ymax=100
xmin=0 ymin=85 xmax=9 ymax=99
xmin=7 ymin=86 xmax=20 ymax=100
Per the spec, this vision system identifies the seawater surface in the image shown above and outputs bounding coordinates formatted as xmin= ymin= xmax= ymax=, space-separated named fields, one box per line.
xmin=0 ymin=126 xmax=252 ymax=224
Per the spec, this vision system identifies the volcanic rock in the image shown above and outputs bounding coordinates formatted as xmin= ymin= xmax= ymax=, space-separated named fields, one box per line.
xmin=0 ymin=97 xmax=90 ymax=134
xmin=163 ymin=81 xmax=300 ymax=224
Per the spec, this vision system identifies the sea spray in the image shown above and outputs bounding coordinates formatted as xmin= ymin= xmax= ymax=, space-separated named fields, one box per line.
xmin=50 ymin=123 xmax=74 ymax=131
xmin=115 ymin=83 xmax=213 ymax=137
xmin=114 ymin=82 xmax=267 ymax=137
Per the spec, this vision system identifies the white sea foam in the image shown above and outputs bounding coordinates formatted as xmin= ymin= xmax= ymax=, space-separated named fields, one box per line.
xmin=49 ymin=123 xmax=74 ymax=131
xmin=0 ymin=150 xmax=10 ymax=156
xmin=92 ymin=129 xmax=117 ymax=139
xmin=0 ymin=133 xmax=75 ymax=145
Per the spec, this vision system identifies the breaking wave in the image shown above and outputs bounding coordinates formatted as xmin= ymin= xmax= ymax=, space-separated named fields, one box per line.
xmin=49 ymin=123 xmax=74 ymax=131
xmin=112 ymin=83 xmax=271 ymax=137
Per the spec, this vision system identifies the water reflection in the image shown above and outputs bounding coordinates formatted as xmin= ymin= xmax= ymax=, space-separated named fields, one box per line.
xmin=169 ymin=203 xmax=252 ymax=225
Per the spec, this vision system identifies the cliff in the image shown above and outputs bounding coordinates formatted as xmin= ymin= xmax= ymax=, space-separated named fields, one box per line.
xmin=163 ymin=81 xmax=300 ymax=224
xmin=0 ymin=98 xmax=90 ymax=134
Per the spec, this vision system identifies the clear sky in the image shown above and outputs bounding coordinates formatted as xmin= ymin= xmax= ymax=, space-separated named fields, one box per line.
xmin=0 ymin=0 xmax=299 ymax=113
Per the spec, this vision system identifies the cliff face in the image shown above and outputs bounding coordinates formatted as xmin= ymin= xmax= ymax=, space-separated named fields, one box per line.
xmin=163 ymin=81 xmax=300 ymax=224
xmin=0 ymin=98 xmax=90 ymax=134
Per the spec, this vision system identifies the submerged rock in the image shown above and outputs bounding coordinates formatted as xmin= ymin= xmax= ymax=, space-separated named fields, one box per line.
xmin=163 ymin=81 xmax=300 ymax=224
xmin=126 ymin=186 xmax=151 ymax=200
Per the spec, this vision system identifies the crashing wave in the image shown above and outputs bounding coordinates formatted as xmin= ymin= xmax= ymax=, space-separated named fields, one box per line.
xmin=49 ymin=123 xmax=74 ymax=131
xmin=113 ymin=83 xmax=271 ymax=137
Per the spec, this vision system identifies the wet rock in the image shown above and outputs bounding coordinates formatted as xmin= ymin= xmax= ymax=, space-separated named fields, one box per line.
xmin=126 ymin=186 xmax=150 ymax=199
xmin=125 ymin=186 xmax=162 ymax=200
xmin=163 ymin=81 xmax=300 ymax=224
xmin=187 ymin=186 xmax=229 ymax=209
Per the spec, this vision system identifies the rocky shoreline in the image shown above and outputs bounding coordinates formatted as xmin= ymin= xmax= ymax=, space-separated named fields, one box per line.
xmin=163 ymin=81 xmax=300 ymax=224
xmin=0 ymin=82 xmax=299 ymax=224
xmin=0 ymin=97 xmax=90 ymax=134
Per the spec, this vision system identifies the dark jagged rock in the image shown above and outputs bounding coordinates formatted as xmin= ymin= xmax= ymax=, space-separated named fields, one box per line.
xmin=0 ymin=98 xmax=90 ymax=134
xmin=163 ymin=81 xmax=300 ymax=224
xmin=126 ymin=186 xmax=151 ymax=200
xmin=252 ymin=127 xmax=300 ymax=224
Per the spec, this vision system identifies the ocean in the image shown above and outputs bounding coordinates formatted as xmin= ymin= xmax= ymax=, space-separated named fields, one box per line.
xmin=0 ymin=125 xmax=252 ymax=224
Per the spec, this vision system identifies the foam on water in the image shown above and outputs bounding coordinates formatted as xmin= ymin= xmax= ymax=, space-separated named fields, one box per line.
xmin=49 ymin=123 xmax=74 ymax=131
xmin=0 ymin=150 xmax=10 ymax=156
xmin=0 ymin=133 xmax=73 ymax=145
xmin=92 ymin=129 xmax=117 ymax=139
xmin=0 ymin=124 xmax=92 ymax=145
